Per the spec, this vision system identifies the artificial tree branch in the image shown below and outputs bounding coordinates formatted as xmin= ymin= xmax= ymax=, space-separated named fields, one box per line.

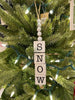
xmin=39 ymin=3 xmax=41 ymax=19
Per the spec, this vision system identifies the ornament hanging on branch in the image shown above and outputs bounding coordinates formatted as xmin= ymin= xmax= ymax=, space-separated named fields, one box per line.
xmin=34 ymin=1 xmax=46 ymax=86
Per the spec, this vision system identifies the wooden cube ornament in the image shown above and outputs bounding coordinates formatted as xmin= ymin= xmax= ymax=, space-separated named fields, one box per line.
xmin=35 ymin=75 xmax=46 ymax=85
xmin=35 ymin=63 xmax=46 ymax=75
xmin=34 ymin=53 xmax=45 ymax=64
xmin=34 ymin=41 xmax=45 ymax=53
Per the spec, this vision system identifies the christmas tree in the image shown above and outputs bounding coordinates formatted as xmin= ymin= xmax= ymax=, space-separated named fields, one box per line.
xmin=0 ymin=0 xmax=75 ymax=100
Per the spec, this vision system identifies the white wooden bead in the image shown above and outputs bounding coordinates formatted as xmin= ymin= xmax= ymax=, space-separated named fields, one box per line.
xmin=37 ymin=27 xmax=41 ymax=32
xmin=37 ymin=19 xmax=41 ymax=23
xmin=37 ymin=32 xmax=42 ymax=36
xmin=38 ymin=37 xmax=42 ymax=41
xmin=37 ymin=23 xmax=41 ymax=27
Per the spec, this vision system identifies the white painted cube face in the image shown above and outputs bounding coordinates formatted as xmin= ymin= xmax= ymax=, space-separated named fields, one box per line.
xmin=34 ymin=41 xmax=45 ymax=53
xmin=35 ymin=75 xmax=46 ymax=85
xmin=34 ymin=53 xmax=45 ymax=64
xmin=35 ymin=64 xmax=46 ymax=75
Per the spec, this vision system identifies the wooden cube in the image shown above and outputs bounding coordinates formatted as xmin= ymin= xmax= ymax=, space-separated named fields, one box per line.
xmin=35 ymin=63 xmax=46 ymax=75
xmin=35 ymin=75 xmax=46 ymax=85
xmin=34 ymin=41 xmax=45 ymax=53
xmin=34 ymin=53 xmax=45 ymax=64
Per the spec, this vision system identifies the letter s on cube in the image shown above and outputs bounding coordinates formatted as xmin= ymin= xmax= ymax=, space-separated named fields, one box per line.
xmin=34 ymin=41 xmax=45 ymax=53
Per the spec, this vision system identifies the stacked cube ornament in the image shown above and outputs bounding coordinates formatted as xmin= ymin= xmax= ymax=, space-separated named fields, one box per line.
xmin=34 ymin=19 xmax=46 ymax=86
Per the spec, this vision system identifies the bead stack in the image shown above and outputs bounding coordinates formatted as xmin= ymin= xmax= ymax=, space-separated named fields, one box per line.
xmin=37 ymin=19 xmax=42 ymax=41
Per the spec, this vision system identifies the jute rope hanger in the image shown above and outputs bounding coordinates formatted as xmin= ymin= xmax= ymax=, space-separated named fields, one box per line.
xmin=34 ymin=1 xmax=41 ymax=19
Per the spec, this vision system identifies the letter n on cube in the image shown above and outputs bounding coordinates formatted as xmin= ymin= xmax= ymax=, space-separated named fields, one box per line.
xmin=34 ymin=53 xmax=45 ymax=64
